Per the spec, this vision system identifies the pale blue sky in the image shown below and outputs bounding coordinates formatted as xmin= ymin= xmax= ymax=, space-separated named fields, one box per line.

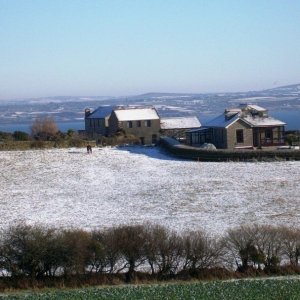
xmin=1 ymin=0 xmax=300 ymax=99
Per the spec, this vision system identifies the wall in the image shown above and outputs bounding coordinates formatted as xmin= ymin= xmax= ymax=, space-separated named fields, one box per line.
xmin=119 ymin=119 xmax=160 ymax=144
xmin=226 ymin=120 xmax=253 ymax=149
xmin=109 ymin=113 xmax=160 ymax=145
xmin=211 ymin=128 xmax=227 ymax=149
xmin=85 ymin=118 xmax=107 ymax=136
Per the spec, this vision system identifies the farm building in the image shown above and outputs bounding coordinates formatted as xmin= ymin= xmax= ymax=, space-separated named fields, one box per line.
xmin=186 ymin=104 xmax=286 ymax=149
xmin=108 ymin=106 xmax=160 ymax=145
xmin=84 ymin=106 xmax=115 ymax=137
xmin=160 ymin=116 xmax=201 ymax=140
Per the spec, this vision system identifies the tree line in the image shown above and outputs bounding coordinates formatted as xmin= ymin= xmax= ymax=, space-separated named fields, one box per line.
xmin=1 ymin=222 xmax=300 ymax=289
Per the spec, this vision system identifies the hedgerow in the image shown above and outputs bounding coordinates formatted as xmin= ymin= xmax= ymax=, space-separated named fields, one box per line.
xmin=1 ymin=223 xmax=300 ymax=290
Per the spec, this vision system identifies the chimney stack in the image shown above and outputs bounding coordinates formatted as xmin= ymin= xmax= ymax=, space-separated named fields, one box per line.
xmin=85 ymin=108 xmax=91 ymax=118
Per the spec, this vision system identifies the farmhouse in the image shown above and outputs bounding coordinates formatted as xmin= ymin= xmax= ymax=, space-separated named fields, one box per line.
xmin=160 ymin=116 xmax=201 ymax=140
xmin=186 ymin=104 xmax=286 ymax=149
xmin=108 ymin=106 xmax=160 ymax=145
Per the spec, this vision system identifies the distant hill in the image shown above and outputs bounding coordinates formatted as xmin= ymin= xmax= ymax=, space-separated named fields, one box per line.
xmin=263 ymin=83 xmax=300 ymax=93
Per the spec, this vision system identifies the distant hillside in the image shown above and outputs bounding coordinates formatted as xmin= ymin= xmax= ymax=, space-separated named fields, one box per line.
xmin=263 ymin=83 xmax=300 ymax=93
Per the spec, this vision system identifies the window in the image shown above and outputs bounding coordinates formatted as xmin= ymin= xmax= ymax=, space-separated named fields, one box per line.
xmin=137 ymin=120 xmax=141 ymax=127
xmin=145 ymin=120 xmax=151 ymax=127
xmin=127 ymin=121 xmax=133 ymax=128
xmin=265 ymin=129 xmax=273 ymax=144
xmin=152 ymin=134 xmax=157 ymax=144
xmin=265 ymin=129 xmax=272 ymax=139
xmin=236 ymin=129 xmax=244 ymax=143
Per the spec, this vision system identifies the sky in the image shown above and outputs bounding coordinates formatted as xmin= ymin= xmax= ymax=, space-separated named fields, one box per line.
xmin=1 ymin=0 xmax=300 ymax=100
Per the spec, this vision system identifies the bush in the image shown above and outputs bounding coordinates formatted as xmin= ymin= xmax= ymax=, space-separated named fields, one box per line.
xmin=0 ymin=223 xmax=58 ymax=278
xmin=182 ymin=230 xmax=223 ymax=275
xmin=0 ymin=131 xmax=13 ymax=141
xmin=30 ymin=140 xmax=47 ymax=149
xmin=13 ymin=131 xmax=30 ymax=141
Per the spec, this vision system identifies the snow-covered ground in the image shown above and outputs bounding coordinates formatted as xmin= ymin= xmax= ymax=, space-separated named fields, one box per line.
xmin=1 ymin=147 xmax=300 ymax=236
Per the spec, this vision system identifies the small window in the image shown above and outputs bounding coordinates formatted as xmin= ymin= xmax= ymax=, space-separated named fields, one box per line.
xmin=152 ymin=134 xmax=157 ymax=144
xmin=145 ymin=120 xmax=151 ymax=127
xmin=127 ymin=121 xmax=133 ymax=128
xmin=265 ymin=129 xmax=272 ymax=139
xmin=236 ymin=129 xmax=244 ymax=143
xmin=137 ymin=120 xmax=141 ymax=127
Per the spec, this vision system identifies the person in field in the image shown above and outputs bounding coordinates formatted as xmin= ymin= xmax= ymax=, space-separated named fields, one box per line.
xmin=87 ymin=144 xmax=92 ymax=154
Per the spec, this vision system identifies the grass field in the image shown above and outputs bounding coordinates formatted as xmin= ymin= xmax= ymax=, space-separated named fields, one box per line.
xmin=3 ymin=278 xmax=300 ymax=300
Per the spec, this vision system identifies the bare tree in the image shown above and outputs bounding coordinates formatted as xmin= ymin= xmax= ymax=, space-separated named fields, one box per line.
xmin=254 ymin=225 xmax=282 ymax=271
xmin=222 ymin=225 xmax=263 ymax=271
xmin=144 ymin=224 xmax=183 ymax=277
xmin=31 ymin=117 xmax=58 ymax=140
xmin=59 ymin=229 xmax=93 ymax=276
xmin=279 ymin=226 xmax=300 ymax=267
xmin=108 ymin=225 xmax=148 ymax=282
xmin=182 ymin=230 xmax=223 ymax=274
xmin=88 ymin=230 xmax=108 ymax=274
xmin=0 ymin=223 xmax=58 ymax=278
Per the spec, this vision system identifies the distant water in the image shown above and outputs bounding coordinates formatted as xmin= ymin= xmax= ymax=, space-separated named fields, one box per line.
xmin=0 ymin=121 xmax=84 ymax=134
xmin=271 ymin=111 xmax=300 ymax=131
xmin=0 ymin=110 xmax=299 ymax=133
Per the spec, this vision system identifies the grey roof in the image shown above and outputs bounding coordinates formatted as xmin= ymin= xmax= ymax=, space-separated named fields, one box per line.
xmin=160 ymin=116 xmax=201 ymax=129
xmin=204 ymin=113 xmax=240 ymax=128
xmin=187 ymin=127 xmax=208 ymax=133
xmin=87 ymin=106 xmax=115 ymax=119
xmin=205 ymin=111 xmax=285 ymax=129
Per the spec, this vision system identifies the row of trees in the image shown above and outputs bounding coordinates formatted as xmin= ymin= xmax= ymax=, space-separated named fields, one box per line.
xmin=1 ymin=223 xmax=300 ymax=283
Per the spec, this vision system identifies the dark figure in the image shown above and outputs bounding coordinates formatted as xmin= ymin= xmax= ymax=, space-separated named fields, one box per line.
xmin=87 ymin=144 xmax=92 ymax=154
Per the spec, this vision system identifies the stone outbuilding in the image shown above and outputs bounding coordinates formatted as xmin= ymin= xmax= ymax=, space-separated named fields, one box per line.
xmin=160 ymin=116 xmax=201 ymax=140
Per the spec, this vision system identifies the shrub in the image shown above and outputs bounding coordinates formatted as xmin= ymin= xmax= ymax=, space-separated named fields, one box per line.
xmin=182 ymin=230 xmax=223 ymax=275
xmin=13 ymin=131 xmax=30 ymax=141
xmin=144 ymin=224 xmax=183 ymax=278
xmin=58 ymin=229 xmax=93 ymax=276
xmin=0 ymin=224 xmax=58 ymax=278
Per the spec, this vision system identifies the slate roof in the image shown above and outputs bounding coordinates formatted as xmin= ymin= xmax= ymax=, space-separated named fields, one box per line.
xmin=87 ymin=106 xmax=114 ymax=119
xmin=205 ymin=106 xmax=285 ymax=128
xmin=205 ymin=113 xmax=240 ymax=128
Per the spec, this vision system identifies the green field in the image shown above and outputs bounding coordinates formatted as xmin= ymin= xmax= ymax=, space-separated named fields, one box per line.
xmin=3 ymin=278 xmax=300 ymax=300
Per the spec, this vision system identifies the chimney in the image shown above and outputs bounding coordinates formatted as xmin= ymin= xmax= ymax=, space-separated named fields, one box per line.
xmin=85 ymin=108 xmax=91 ymax=118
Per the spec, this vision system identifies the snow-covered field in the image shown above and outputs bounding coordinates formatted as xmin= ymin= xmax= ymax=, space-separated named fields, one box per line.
xmin=1 ymin=147 xmax=300 ymax=236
